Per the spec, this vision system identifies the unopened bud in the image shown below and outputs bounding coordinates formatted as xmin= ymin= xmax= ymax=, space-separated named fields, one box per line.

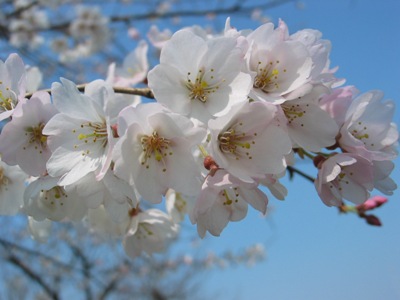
xmin=204 ymin=155 xmax=218 ymax=170
xmin=111 ymin=124 xmax=119 ymax=138
xmin=203 ymin=156 xmax=219 ymax=176
xmin=357 ymin=196 xmax=388 ymax=212
xmin=364 ymin=214 xmax=382 ymax=226
xmin=313 ymin=154 xmax=326 ymax=169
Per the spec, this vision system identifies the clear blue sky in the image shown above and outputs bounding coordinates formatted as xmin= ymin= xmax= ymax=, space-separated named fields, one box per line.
xmin=196 ymin=1 xmax=400 ymax=299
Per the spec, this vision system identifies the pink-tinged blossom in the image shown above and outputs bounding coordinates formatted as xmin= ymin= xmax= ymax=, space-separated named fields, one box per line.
xmin=67 ymin=170 xmax=138 ymax=223
xmin=288 ymin=21 xmax=340 ymax=86
xmin=208 ymin=101 xmax=292 ymax=183
xmin=338 ymin=90 xmax=398 ymax=161
xmin=87 ymin=204 xmax=131 ymax=238
xmin=28 ymin=217 xmax=52 ymax=243
xmin=315 ymin=153 xmax=374 ymax=206
xmin=23 ymin=175 xmax=87 ymax=222
xmin=246 ymin=22 xmax=313 ymax=104
xmin=25 ymin=66 xmax=42 ymax=93
xmin=123 ymin=208 xmax=179 ymax=258
xmin=276 ymin=85 xmax=339 ymax=152
xmin=372 ymin=160 xmax=397 ymax=195
xmin=319 ymin=86 xmax=359 ymax=126
xmin=0 ymin=159 xmax=28 ymax=215
xmin=0 ymin=91 xmax=57 ymax=176
xmin=43 ymin=79 xmax=118 ymax=186
xmin=113 ymin=103 xmax=205 ymax=203
xmin=165 ymin=189 xmax=196 ymax=223
xmin=107 ymin=40 xmax=149 ymax=87
xmin=147 ymin=25 xmax=172 ymax=49
xmin=259 ymin=173 xmax=288 ymax=200
xmin=191 ymin=169 xmax=268 ymax=238
xmin=147 ymin=29 xmax=252 ymax=123
xmin=0 ymin=53 xmax=27 ymax=121
xmin=357 ymin=195 xmax=388 ymax=211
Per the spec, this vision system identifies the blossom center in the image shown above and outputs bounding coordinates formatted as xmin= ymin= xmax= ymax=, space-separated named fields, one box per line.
xmin=282 ymin=103 xmax=307 ymax=125
xmin=0 ymin=166 xmax=10 ymax=190
xmin=221 ymin=188 xmax=240 ymax=206
xmin=73 ymin=120 xmax=108 ymax=156
xmin=24 ymin=122 xmax=47 ymax=152
xmin=218 ymin=122 xmax=255 ymax=160
xmin=0 ymin=84 xmax=17 ymax=113
xmin=185 ymin=68 xmax=223 ymax=103
xmin=350 ymin=121 xmax=372 ymax=146
xmin=140 ymin=131 xmax=172 ymax=172
xmin=40 ymin=186 xmax=68 ymax=210
xmin=253 ymin=60 xmax=286 ymax=93
xmin=136 ymin=223 xmax=154 ymax=239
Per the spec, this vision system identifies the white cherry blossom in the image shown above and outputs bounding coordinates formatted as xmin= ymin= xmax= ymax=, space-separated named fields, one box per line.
xmin=23 ymin=175 xmax=87 ymax=222
xmin=276 ymin=85 xmax=339 ymax=152
xmin=0 ymin=91 xmax=57 ymax=176
xmin=246 ymin=22 xmax=313 ymax=104
xmin=0 ymin=53 xmax=26 ymax=121
xmin=67 ymin=170 xmax=138 ymax=223
xmin=123 ymin=208 xmax=179 ymax=258
xmin=165 ymin=189 xmax=196 ymax=223
xmin=108 ymin=40 xmax=149 ymax=87
xmin=191 ymin=169 xmax=268 ymax=237
xmin=148 ymin=29 xmax=252 ymax=123
xmin=315 ymin=153 xmax=374 ymax=206
xmin=0 ymin=159 xmax=28 ymax=215
xmin=208 ymin=101 xmax=292 ymax=183
xmin=43 ymin=78 xmax=118 ymax=185
xmin=113 ymin=103 xmax=205 ymax=203
xmin=339 ymin=90 xmax=398 ymax=161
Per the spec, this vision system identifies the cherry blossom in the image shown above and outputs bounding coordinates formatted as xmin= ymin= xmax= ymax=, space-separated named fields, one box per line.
xmin=208 ymin=101 xmax=292 ymax=183
xmin=246 ymin=22 xmax=313 ymax=104
xmin=23 ymin=175 xmax=87 ymax=222
xmin=276 ymin=85 xmax=339 ymax=152
xmin=113 ymin=103 xmax=205 ymax=203
xmin=315 ymin=153 xmax=374 ymax=206
xmin=107 ymin=40 xmax=149 ymax=87
xmin=338 ymin=90 xmax=398 ymax=161
xmin=0 ymin=91 xmax=57 ymax=176
xmin=165 ymin=189 xmax=196 ymax=223
xmin=0 ymin=53 xmax=26 ymax=121
xmin=148 ymin=29 xmax=252 ymax=123
xmin=191 ymin=169 xmax=268 ymax=237
xmin=0 ymin=159 xmax=28 ymax=215
xmin=43 ymin=78 xmax=117 ymax=185
xmin=146 ymin=25 xmax=172 ymax=49
xmin=123 ymin=208 xmax=179 ymax=258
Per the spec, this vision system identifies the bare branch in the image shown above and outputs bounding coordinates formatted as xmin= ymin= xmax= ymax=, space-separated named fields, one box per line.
xmin=6 ymin=253 xmax=59 ymax=300
xmin=25 ymin=85 xmax=155 ymax=99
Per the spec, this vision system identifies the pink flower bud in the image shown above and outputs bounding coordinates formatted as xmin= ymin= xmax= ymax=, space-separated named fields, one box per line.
xmin=358 ymin=196 xmax=388 ymax=211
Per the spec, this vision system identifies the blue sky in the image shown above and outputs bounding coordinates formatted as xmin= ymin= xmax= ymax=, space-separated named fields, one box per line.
xmin=197 ymin=1 xmax=400 ymax=299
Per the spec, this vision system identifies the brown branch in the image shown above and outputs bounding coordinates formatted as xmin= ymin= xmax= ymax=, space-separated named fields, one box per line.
xmin=287 ymin=165 xmax=315 ymax=183
xmin=70 ymin=244 xmax=93 ymax=300
xmin=25 ymin=85 xmax=155 ymax=99
xmin=6 ymin=253 xmax=59 ymax=300
xmin=5 ymin=0 xmax=39 ymax=18
xmin=98 ymin=276 xmax=120 ymax=300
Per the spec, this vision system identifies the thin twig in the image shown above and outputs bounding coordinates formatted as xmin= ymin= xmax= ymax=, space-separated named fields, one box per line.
xmin=7 ymin=253 xmax=59 ymax=300
xmin=287 ymin=165 xmax=315 ymax=183
xmin=25 ymin=85 xmax=155 ymax=99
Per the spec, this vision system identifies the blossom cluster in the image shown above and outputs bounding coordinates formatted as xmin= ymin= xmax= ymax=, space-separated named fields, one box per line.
xmin=0 ymin=18 xmax=398 ymax=258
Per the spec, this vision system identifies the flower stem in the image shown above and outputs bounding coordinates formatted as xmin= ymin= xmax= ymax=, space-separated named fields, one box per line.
xmin=25 ymin=85 xmax=155 ymax=99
